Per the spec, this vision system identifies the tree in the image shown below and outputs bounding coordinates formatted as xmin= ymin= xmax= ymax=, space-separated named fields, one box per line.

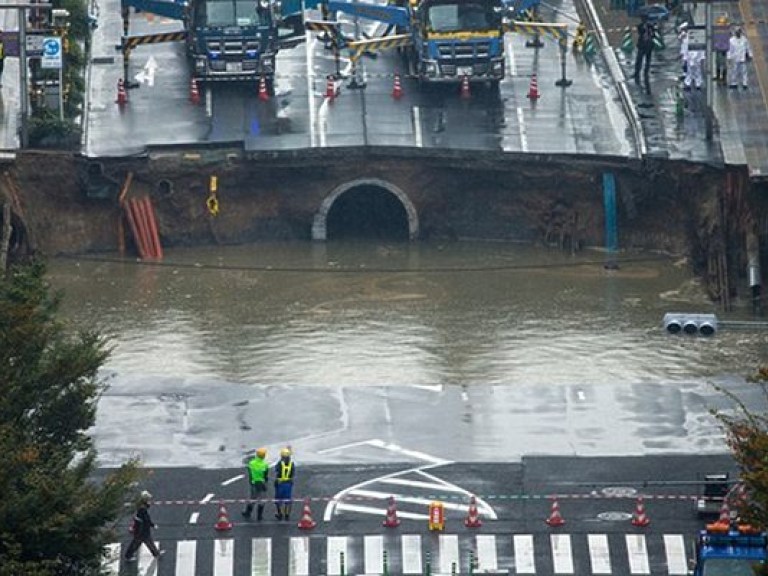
xmin=0 ymin=261 xmax=140 ymax=575
xmin=712 ymin=366 xmax=768 ymax=531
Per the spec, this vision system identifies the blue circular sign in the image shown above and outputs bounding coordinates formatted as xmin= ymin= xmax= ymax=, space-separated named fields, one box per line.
xmin=42 ymin=38 xmax=61 ymax=56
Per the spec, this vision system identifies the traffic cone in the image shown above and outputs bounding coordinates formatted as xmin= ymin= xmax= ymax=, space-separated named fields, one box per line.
xmin=460 ymin=75 xmax=471 ymax=100
xmin=325 ymin=75 xmax=337 ymax=101
xmin=715 ymin=501 xmax=731 ymax=527
xmin=214 ymin=501 xmax=233 ymax=531
xmin=297 ymin=497 xmax=317 ymax=530
xmin=383 ymin=496 xmax=401 ymax=528
xmin=258 ymin=75 xmax=269 ymax=102
xmin=391 ymin=73 xmax=403 ymax=100
xmin=527 ymin=73 xmax=540 ymax=100
xmin=464 ymin=496 xmax=482 ymax=528
xmin=631 ymin=497 xmax=650 ymax=527
xmin=116 ymin=78 xmax=128 ymax=105
xmin=189 ymin=78 xmax=200 ymax=105
xmin=545 ymin=498 xmax=565 ymax=527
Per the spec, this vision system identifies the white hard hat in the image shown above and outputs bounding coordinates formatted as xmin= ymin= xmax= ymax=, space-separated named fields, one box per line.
xmin=140 ymin=490 xmax=152 ymax=500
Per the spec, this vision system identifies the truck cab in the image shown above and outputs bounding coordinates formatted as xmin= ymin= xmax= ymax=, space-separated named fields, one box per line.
xmin=693 ymin=526 xmax=767 ymax=576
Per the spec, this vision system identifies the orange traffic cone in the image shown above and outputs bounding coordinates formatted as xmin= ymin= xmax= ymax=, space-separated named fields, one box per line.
xmin=325 ymin=75 xmax=337 ymax=101
xmin=297 ymin=497 xmax=317 ymax=530
xmin=527 ymin=73 xmax=540 ymax=100
xmin=383 ymin=496 xmax=401 ymax=528
xmin=545 ymin=497 xmax=565 ymax=527
xmin=116 ymin=78 xmax=128 ymax=105
xmin=258 ymin=75 xmax=269 ymax=102
xmin=189 ymin=78 xmax=200 ymax=105
xmin=464 ymin=496 xmax=482 ymax=528
xmin=460 ymin=75 xmax=471 ymax=100
xmin=214 ymin=501 xmax=233 ymax=531
xmin=392 ymin=73 xmax=403 ymax=99
xmin=631 ymin=497 xmax=650 ymax=527
xmin=715 ymin=501 xmax=731 ymax=527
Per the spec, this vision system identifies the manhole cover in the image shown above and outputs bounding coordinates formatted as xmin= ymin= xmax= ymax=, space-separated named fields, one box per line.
xmin=598 ymin=511 xmax=633 ymax=521
xmin=601 ymin=486 xmax=638 ymax=498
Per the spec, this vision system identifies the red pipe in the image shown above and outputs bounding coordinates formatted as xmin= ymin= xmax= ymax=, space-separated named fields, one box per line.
xmin=125 ymin=199 xmax=147 ymax=259
xmin=133 ymin=198 xmax=153 ymax=260
xmin=143 ymin=196 xmax=163 ymax=260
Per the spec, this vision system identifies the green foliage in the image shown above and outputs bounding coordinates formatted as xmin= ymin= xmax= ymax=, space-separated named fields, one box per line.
xmin=712 ymin=367 xmax=768 ymax=530
xmin=0 ymin=261 xmax=140 ymax=575
xmin=28 ymin=109 xmax=81 ymax=149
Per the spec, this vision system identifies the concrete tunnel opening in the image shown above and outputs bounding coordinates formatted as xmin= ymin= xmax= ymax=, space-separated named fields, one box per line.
xmin=312 ymin=178 xmax=419 ymax=242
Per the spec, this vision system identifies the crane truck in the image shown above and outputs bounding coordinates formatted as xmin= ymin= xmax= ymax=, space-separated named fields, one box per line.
xmin=119 ymin=0 xmax=318 ymax=85
xmin=323 ymin=0 xmax=543 ymax=85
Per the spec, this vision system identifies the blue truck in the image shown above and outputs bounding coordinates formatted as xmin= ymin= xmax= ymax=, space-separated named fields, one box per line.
xmin=324 ymin=0 xmax=541 ymax=85
xmin=693 ymin=526 xmax=767 ymax=576
xmin=120 ymin=0 xmax=316 ymax=85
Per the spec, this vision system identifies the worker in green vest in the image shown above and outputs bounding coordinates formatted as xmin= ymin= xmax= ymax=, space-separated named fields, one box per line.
xmin=241 ymin=447 xmax=269 ymax=521
xmin=274 ymin=447 xmax=295 ymax=520
xmin=0 ymin=30 xmax=5 ymax=86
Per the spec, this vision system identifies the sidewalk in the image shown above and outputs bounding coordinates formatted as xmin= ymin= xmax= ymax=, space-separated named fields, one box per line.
xmin=0 ymin=6 xmax=21 ymax=151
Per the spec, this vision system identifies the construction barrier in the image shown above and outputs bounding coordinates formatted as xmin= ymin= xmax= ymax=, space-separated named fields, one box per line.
xmin=428 ymin=501 xmax=445 ymax=531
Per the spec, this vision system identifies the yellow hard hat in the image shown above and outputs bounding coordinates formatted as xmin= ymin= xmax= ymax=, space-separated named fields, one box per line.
xmin=256 ymin=447 xmax=267 ymax=458
xmin=280 ymin=447 xmax=292 ymax=457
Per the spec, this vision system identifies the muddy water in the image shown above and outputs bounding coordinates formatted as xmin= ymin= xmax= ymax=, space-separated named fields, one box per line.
xmin=48 ymin=242 xmax=764 ymax=387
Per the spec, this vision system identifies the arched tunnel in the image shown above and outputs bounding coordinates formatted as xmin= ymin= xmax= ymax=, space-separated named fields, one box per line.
xmin=313 ymin=179 xmax=419 ymax=241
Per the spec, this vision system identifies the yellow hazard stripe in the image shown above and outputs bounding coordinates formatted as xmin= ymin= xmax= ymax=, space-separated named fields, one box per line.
xmin=505 ymin=21 xmax=566 ymax=41
xmin=427 ymin=30 xmax=501 ymax=40
xmin=349 ymin=34 xmax=411 ymax=61
xmin=125 ymin=31 xmax=186 ymax=50
xmin=305 ymin=19 xmax=340 ymax=34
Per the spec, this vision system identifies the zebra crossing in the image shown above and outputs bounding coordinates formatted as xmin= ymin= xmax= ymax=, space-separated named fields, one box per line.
xmin=104 ymin=531 xmax=693 ymax=575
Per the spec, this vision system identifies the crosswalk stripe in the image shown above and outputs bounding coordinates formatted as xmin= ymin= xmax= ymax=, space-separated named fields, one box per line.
xmin=663 ymin=534 xmax=688 ymax=575
xmin=327 ymin=536 xmax=348 ymax=575
xmin=138 ymin=543 xmax=155 ymax=575
xmin=625 ymin=534 xmax=650 ymax=575
xmin=551 ymin=534 xmax=574 ymax=574
xmin=213 ymin=538 xmax=234 ymax=576
xmin=176 ymin=540 xmax=196 ymax=576
xmin=514 ymin=534 xmax=536 ymax=574
xmin=402 ymin=534 xmax=423 ymax=574
xmin=587 ymin=534 xmax=611 ymax=574
xmin=104 ymin=543 xmax=120 ymax=576
xmin=252 ymin=537 xmax=271 ymax=575
xmin=439 ymin=534 xmax=460 ymax=573
xmin=365 ymin=535 xmax=384 ymax=573
xmin=476 ymin=534 xmax=499 ymax=571
xmin=289 ymin=536 xmax=310 ymax=576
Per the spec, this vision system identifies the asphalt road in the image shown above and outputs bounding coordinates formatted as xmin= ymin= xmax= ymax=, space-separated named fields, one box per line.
xmin=103 ymin=454 xmax=737 ymax=575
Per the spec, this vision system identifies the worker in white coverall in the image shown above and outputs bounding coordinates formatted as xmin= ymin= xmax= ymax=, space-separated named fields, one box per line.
xmin=728 ymin=27 xmax=751 ymax=90
xmin=684 ymin=48 xmax=705 ymax=90
xmin=677 ymin=22 xmax=689 ymax=81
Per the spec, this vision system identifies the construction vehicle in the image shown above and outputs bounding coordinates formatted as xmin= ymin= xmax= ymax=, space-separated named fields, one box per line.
xmin=119 ymin=0 xmax=317 ymax=86
xmin=692 ymin=524 xmax=767 ymax=576
xmin=695 ymin=473 xmax=731 ymax=518
xmin=323 ymin=0 xmax=543 ymax=85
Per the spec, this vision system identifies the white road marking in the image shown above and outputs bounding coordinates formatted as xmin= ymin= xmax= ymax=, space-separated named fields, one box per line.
xmin=188 ymin=511 xmax=199 ymax=524
xmin=402 ymin=534 xmax=423 ymax=574
xmin=365 ymin=439 xmax=450 ymax=464
xmin=205 ymin=85 xmax=213 ymax=118
xmin=327 ymin=536 xmax=348 ymax=576
xmin=349 ymin=488 xmax=473 ymax=512
xmin=175 ymin=540 xmax=196 ymax=576
xmin=379 ymin=477 xmax=465 ymax=492
xmin=364 ymin=535 xmax=384 ymax=574
xmin=138 ymin=544 xmax=157 ymax=576
xmin=412 ymin=384 xmax=443 ymax=392
xmin=507 ymin=35 xmax=517 ymax=77
xmin=513 ymin=534 xmax=535 ymax=574
xmin=335 ymin=501 xmax=429 ymax=519
xmin=517 ymin=107 xmax=528 ymax=152
xmin=412 ymin=106 xmax=423 ymax=147
xmin=626 ymin=534 xmax=650 ymax=574
xmin=200 ymin=493 xmax=214 ymax=504
xmin=221 ymin=474 xmax=243 ymax=486
xmin=664 ymin=534 xmax=688 ymax=575
xmin=439 ymin=534 xmax=460 ymax=574
xmin=476 ymin=534 xmax=498 ymax=571
xmin=289 ymin=537 xmax=310 ymax=576
xmin=251 ymin=537 xmax=271 ymax=575
xmin=104 ymin=543 xmax=120 ymax=575
xmin=551 ymin=534 xmax=574 ymax=574
xmin=417 ymin=470 xmax=498 ymax=519
xmin=213 ymin=538 xmax=234 ymax=576
xmin=587 ymin=534 xmax=611 ymax=574
xmin=576 ymin=389 xmax=586 ymax=401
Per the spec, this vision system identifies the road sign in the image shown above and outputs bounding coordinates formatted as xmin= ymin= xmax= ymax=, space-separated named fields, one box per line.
xmin=26 ymin=33 xmax=44 ymax=56
xmin=687 ymin=25 xmax=706 ymax=51
xmin=40 ymin=36 xmax=62 ymax=69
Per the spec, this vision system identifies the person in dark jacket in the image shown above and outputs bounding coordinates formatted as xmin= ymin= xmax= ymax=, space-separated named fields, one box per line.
xmin=125 ymin=491 xmax=164 ymax=561
xmin=634 ymin=16 xmax=656 ymax=83
xmin=274 ymin=447 xmax=295 ymax=520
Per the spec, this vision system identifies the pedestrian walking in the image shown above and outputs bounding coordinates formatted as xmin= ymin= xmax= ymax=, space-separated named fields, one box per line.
xmin=241 ymin=447 xmax=269 ymax=521
xmin=634 ymin=16 xmax=655 ymax=84
xmin=125 ymin=491 xmax=164 ymax=561
xmin=274 ymin=447 xmax=295 ymax=520
xmin=728 ymin=27 xmax=751 ymax=90
xmin=0 ymin=30 xmax=6 ymax=87
xmin=713 ymin=14 xmax=731 ymax=83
